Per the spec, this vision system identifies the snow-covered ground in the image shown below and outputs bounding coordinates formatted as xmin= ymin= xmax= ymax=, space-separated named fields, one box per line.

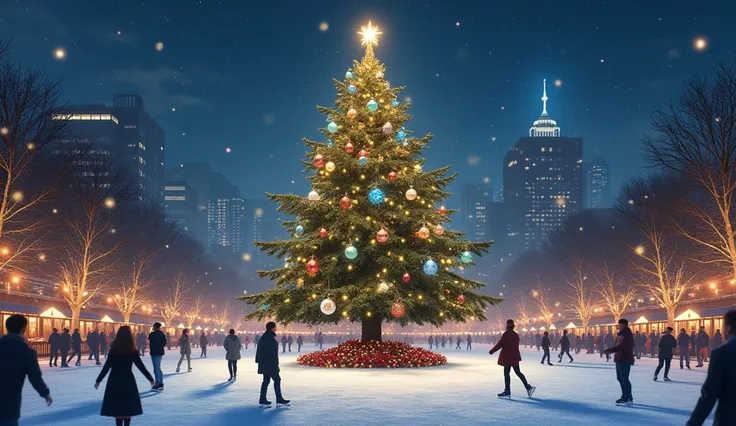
xmin=20 ymin=343 xmax=710 ymax=425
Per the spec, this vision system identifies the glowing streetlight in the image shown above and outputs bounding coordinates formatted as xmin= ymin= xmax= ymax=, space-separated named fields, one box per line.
xmin=11 ymin=276 xmax=20 ymax=284
xmin=1 ymin=247 xmax=8 ymax=256
xmin=634 ymin=245 xmax=645 ymax=256
xmin=104 ymin=197 xmax=116 ymax=209
xmin=694 ymin=37 xmax=707 ymax=51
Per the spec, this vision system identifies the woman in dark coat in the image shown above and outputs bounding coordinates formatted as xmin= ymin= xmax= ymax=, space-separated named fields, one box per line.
xmin=489 ymin=319 xmax=535 ymax=398
xmin=95 ymin=326 xmax=154 ymax=426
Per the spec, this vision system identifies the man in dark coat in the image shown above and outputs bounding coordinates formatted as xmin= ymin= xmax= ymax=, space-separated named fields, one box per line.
xmin=686 ymin=310 xmax=736 ymax=426
xmin=696 ymin=327 xmax=710 ymax=367
xmin=0 ymin=314 xmax=53 ymax=424
xmin=654 ymin=326 xmax=677 ymax=381
xmin=604 ymin=318 xmax=635 ymax=406
xmin=633 ymin=331 xmax=642 ymax=359
xmin=690 ymin=330 xmax=697 ymax=358
xmin=59 ymin=328 xmax=72 ymax=368
xmin=678 ymin=328 xmax=691 ymax=369
xmin=558 ymin=329 xmax=574 ymax=363
xmin=255 ymin=322 xmax=290 ymax=406
xmin=68 ymin=328 xmax=83 ymax=366
xmin=535 ymin=332 xmax=542 ymax=351
xmin=200 ymin=331 xmax=208 ymax=357
xmin=540 ymin=331 xmax=553 ymax=366
xmin=87 ymin=329 xmax=100 ymax=365
xmin=48 ymin=328 xmax=60 ymax=367
xmin=281 ymin=334 xmax=288 ymax=353
xmin=296 ymin=335 xmax=303 ymax=352
xmin=712 ymin=329 xmax=723 ymax=349
xmin=489 ymin=319 xmax=535 ymax=398
xmin=148 ymin=322 xmax=167 ymax=391
xmin=649 ymin=331 xmax=657 ymax=357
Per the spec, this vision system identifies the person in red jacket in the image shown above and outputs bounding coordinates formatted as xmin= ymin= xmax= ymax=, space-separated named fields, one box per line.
xmin=489 ymin=319 xmax=536 ymax=399
xmin=604 ymin=318 xmax=635 ymax=406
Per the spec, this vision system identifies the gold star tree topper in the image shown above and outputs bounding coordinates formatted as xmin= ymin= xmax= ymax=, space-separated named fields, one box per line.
xmin=358 ymin=21 xmax=382 ymax=47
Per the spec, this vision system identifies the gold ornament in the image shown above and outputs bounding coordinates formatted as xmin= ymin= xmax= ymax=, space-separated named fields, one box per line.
xmin=417 ymin=225 xmax=430 ymax=239
xmin=325 ymin=161 xmax=336 ymax=172
xmin=405 ymin=188 xmax=417 ymax=201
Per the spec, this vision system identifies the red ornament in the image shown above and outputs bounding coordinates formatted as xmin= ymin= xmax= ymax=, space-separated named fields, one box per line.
xmin=306 ymin=259 xmax=320 ymax=276
xmin=388 ymin=171 xmax=398 ymax=182
xmin=457 ymin=295 xmax=465 ymax=304
xmin=438 ymin=205 xmax=447 ymax=216
xmin=318 ymin=227 xmax=328 ymax=238
xmin=313 ymin=154 xmax=325 ymax=168
xmin=402 ymin=272 xmax=411 ymax=283
xmin=358 ymin=149 xmax=370 ymax=158
xmin=391 ymin=302 xmax=406 ymax=319
xmin=339 ymin=195 xmax=352 ymax=210
xmin=345 ymin=142 xmax=354 ymax=154
xmin=444 ymin=289 xmax=451 ymax=295
xmin=376 ymin=228 xmax=389 ymax=243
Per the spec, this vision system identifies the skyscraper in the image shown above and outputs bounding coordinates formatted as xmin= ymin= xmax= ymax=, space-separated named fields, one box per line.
xmin=207 ymin=196 xmax=245 ymax=252
xmin=461 ymin=182 xmax=492 ymax=242
xmin=243 ymin=199 xmax=285 ymax=269
xmin=163 ymin=181 xmax=204 ymax=241
xmin=585 ymin=157 xmax=611 ymax=208
xmin=503 ymin=79 xmax=583 ymax=252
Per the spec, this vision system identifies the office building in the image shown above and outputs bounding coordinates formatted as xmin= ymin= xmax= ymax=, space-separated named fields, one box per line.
xmin=586 ymin=157 xmax=611 ymax=208
xmin=207 ymin=196 xmax=245 ymax=252
xmin=461 ymin=182 xmax=493 ymax=242
xmin=164 ymin=181 xmax=205 ymax=241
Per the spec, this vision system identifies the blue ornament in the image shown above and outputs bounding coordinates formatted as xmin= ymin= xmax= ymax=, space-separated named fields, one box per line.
xmin=348 ymin=85 xmax=357 ymax=94
xmin=367 ymin=100 xmax=378 ymax=113
xmin=368 ymin=188 xmax=385 ymax=205
xmin=396 ymin=130 xmax=406 ymax=141
xmin=327 ymin=122 xmax=338 ymax=133
xmin=295 ymin=225 xmax=304 ymax=235
xmin=359 ymin=156 xmax=367 ymax=165
xmin=392 ymin=99 xmax=399 ymax=107
xmin=345 ymin=71 xmax=354 ymax=79
xmin=327 ymin=141 xmax=334 ymax=147
xmin=460 ymin=251 xmax=473 ymax=264
xmin=423 ymin=259 xmax=438 ymax=276
xmin=260 ymin=303 xmax=270 ymax=311
xmin=344 ymin=245 xmax=358 ymax=260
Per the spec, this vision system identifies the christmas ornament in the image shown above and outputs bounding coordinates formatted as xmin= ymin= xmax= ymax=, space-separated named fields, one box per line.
xmin=392 ymin=99 xmax=399 ymax=107
xmin=376 ymin=228 xmax=389 ymax=243
xmin=405 ymin=188 xmax=417 ymax=201
xmin=319 ymin=227 xmax=328 ymax=238
xmin=312 ymin=154 xmax=325 ymax=168
xmin=388 ymin=171 xmax=398 ymax=182
xmin=368 ymin=188 xmax=385 ymax=205
xmin=367 ymin=100 xmax=378 ymax=113
xmin=377 ymin=281 xmax=389 ymax=293
xmin=348 ymin=85 xmax=357 ymax=95
xmin=375 ymin=71 xmax=384 ymax=80
xmin=320 ymin=298 xmax=336 ymax=315
xmin=297 ymin=278 xmax=305 ymax=287
xmin=396 ymin=130 xmax=406 ymax=141
xmin=457 ymin=295 xmax=466 ymax=304
xmin=414 ymin=164 xmax=423 ymax=173
xmin=402 ymin=272 xmax=411 ymax=283
xmin=434 ymin=224 xmax=445 ymax=236
xmin=358 ymin=149 xmax=370 ymax=158
xmin=444 ymin=289 xmax=451 ymax=295
xmin=347 ymin=108 xmax=357 ymax=119
xmin=345 ymin=142 xmax=355 ymax=154
xmin=391 ymin=301 xmax=406 ymax=318
xmin=460 ymin=251 xmax=473 ymax=264
xmin=438 ymin=205 xmax=447 ymax=216
xmin=327 ymin=122 xmax=338 ymax=133
xmin=417 ymin=225 xmax=430 ymax=239
xmin=325 ymin=161 xmax=336 ymax=172
xmin=345 ymin=71 xmax=354 ymax=79
xmin=306 ymin=258 xmax=320 ymax=276
xmin=344 ymin=244 xmax=358 ymax=260
xmin=382 ymin=122 xmax=393 ymax=135
xmin=359 ymin=156 xmax=367 ymax=165
xmin=295 ymin=225 xmax=304 ymax=235
xmin=260 ymin=303 xmax=270 ymax=311
xmin=423 ymin=259 xmax=438 ymax=276
xmin=340 ymin=195 xmax=352 ymax=210
xmin=308 ymin=189 xmax=320 ymax=201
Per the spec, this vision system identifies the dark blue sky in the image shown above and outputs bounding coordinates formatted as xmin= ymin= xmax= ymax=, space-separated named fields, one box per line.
xmin=2 ymin=0 xmax=735 ymax=205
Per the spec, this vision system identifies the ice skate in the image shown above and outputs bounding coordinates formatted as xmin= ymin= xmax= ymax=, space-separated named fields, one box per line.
xmin=276 ymin=399 xmax=291 ymax=407
xmin=663 ymin=377 xmax=671 ymax=382
xmin=497 ymin=390 xmax=511 ymax=399
xmin=259 ymin=399 xmax=272 ymax=408
xmin=527 ymin=386 xmax=536 ymax=398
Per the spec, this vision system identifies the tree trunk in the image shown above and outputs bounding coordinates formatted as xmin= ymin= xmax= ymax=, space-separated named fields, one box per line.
xmin=71 ymin=307 xmax=80 ymax=331
xmin=123 ymin=313 xmax=131 ymax=325
xmin=361 ymin=316 xmax=382 ymax=342
xmin=666 ymin=305 xmax=676 ymax=328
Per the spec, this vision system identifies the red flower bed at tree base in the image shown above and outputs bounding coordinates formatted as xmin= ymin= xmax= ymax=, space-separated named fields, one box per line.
xmin=297 ymin=340 xmax=447 ymax=368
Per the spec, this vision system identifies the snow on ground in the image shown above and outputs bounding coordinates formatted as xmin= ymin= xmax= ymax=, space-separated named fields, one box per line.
xmin=20 ymin=343 xmax=710 ymax=426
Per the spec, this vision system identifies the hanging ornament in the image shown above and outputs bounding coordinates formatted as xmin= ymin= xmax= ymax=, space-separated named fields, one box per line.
xmin=457 ymin=295 xmax=466 ymax=304
xmin=345 ymin=142 xmax=355 ymax=154
xmin=312 ymin=154 xmax=325 ymax=168
xmin=434 ymin=224 xmax=445 ymax=236
xmin=388 ymin=171 xmax=398 ymax=182
xmin=402 ymin=272 xmax=411 ymax=283
xmin=318 ymin=227 xmax=328 ymax=238
xmin=358 ymin=149 xmax=370 ymax=158
xmin=344 ymin=244 xmax=358 ymax=260
xmin=339 ymin=195 xmax=352 ymax=210
xmin=382 ymin=122 xmax=394 ymax=135
xmin=327 ymin=122 xmax=338 ymax=133
xmin=405 ymin=188 xmax=417 ymax=201
xmin=460 ymin=251 xmax=473 ymax=264
xmin=325 ymin=161 xmax=336 ymax=172
xmin=367 ymin=99 xmax=378 ymax=113
xmin=417 ymin=225 xmax=430 ymax=240
xmin=414 ymin=164 xmax=423 ymax=173
xmin=320 ymin=298 xmax=336 ymax=315
xmin=444 ymin=289 xmax=451 ymax=295
xmin=295 ymin=225 xmax=304 ymax=235
xmin=377 ymin=281 xmax=390 ymax=293
xmin=376 ymin=228 xmax=389 ymax=243
xmin=391 ymin=301 xmax=406 ymax=319
xmin=297 ymin=278 xmax=305 ymax=288
xmin=368 ymin=188 xmax=385 ymax=205
xmin=347 ymin=108 xmax=357 ymax=119
xmin=306 ymin=259 xmax=320 ymax=276
xmin=308 ymin=189 xmax=320 ymax=201
xmin=423 ymin=259 xmax=438 ymax=276
xmin=375 ymin=71 xmax=384 ymax=80
xmin=396 ymin=130 xmax=406 ymax=141
xmin=260 ymin=303 xmax=270 ymax=311
xmin=345 ymin=71 xmax=354 ymax=79
xmin=392 ymin=99 xmax=400 ymax=107
xmin=438 ymin=205 xmax=447 ymax=216
xmin=359 ymin=156 xmax=367 ymax=165
xmin=348 ymin=84 xmax=357 ymax=95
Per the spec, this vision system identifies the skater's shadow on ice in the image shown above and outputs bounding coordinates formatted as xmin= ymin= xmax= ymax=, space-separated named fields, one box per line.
xmin=555 ymin=364 xmax=612 ymax=371
xmin=140 ymin=391 xmax=160 ymax=399
xmin=188 ymin=381 xmax=234 ymax=398
xmin=208 ymin=405 xmax=285 ymax=425
xmin=633 ymin=403 xmax=695 ymax=417
xmin=22 ymin=401 xmax=100 ymax=425
xmin=507 ymin=397 xmax=689 ymax=421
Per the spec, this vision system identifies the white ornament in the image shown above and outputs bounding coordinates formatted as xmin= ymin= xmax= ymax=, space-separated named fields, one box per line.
xmin=382 ymin=122 xmax=393 ymax=135
xmin=405 ymin=188 xmax=417 ymax=201
xmin=325 ymin=161 xmax=336 ymax=172
xmin=308 ymin=189 xmax=320 ymax=201
xmin=414 ymin=164 xmax=423 ymax=173
xmin=377 ymin=282 xmax=390 ymax=293
xmin=376 ymin=71 xmax=384 ymax=80
xmin=320 ymin=298 xmax=336 ymax=315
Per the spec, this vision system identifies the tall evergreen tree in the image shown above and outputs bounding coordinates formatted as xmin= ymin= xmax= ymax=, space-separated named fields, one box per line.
xmin=240 ymin=22 xmax=500 ymax=342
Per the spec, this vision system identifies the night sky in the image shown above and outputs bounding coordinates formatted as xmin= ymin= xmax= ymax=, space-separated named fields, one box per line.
xmin=2 ymin=0 xmax=735 ymax=205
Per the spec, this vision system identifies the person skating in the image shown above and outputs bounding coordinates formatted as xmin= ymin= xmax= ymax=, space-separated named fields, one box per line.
xmin=603 ymin=318 xmax=635 ymax=406
xmin=604 ymin=331 xmax=615 ymax=362
xmin=176 ymin=328 xmax=192 ymax=373
xmin=0 ymin=314 xmax=53 ymax=425
xmin=296 ymin=335 xmax=303 ymax=352
xmin=489 ymin=319 xmax=535 ymax=399
xmin=535 ymin=332 xmax=542 ymax=351
xmin=678 ymin=328 xmax=691 ymax=369
xmin=685 ymin=310 xmax=736 ymax=426
xmin=88 ymin=329 xmax=101 ymax=365
xmin=224 ymin=329 xmax=242 ymax=382
xmin=654 ymin=326 xmax=677 ymax=382
xmin=634 ymin=331 xmax=642 ymax=359
xmin=148 ymin=322 xmax=166 ymax=392
xmin=68 ymin=328 xmax=83 ymax=366
xmin=649 ymin=331 xmax=658 ymax=357
xmin=317 ymin=332 xmax=324 ymax=350
xmin=95 ymin=326 xmax=155 ymax=426
xmin=596 ymin=334 xmax=604 ymax=358
xmin=200 ymin=332 xmax=208 ymax=357
xmin=138 ymin=331 xmax=147 ymax=356
xmin=59 ymin=328 xmax=72 ymax=367
xmin=287 ymin=334 xmax=293 ymax=352
xmin=540 ymin=331 xmax=553 ymax=366
xmin=690 ymin=330 xmax=697 ymax=361
xmin=466 ymin=334 xmax=472 ymax=350
xmin=428 ymin=335 xmax=434 ymax=349
xmin=255 ymin=322 xmax=290 ymax=406
xmin=99 ymin=331 xmax=108 ymax=358
xmin=587 ymin=333 xmax=594 ymax=354
xmin=558 ymin=329 xmax=574 ymax=363
xmin=165 ymin=331 xmax=171 ymax=351
xmin=281 ymin=335 xmax=287 ymax=353
xmin=712 ymin=329 xmax=722 ymax=349
xmin=48 ymin=328 xmax=60 ymax=367
xmin=696 ymin=327 xmax=709 ymax=367
xmin=575 ymin=334 xmax=582 ymax=354
xmin=455 ymin=336 xmax=462 ymax=350
xmin=441 ymin=335 xmax=447 ymax=348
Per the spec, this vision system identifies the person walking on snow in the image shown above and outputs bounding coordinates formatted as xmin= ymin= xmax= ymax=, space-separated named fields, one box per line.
xmin=255 ymin=322 xmax=290 ymax=406
xmin=176 ymin=329 xmax=192 ymax=373
xmin=603 ymin=318 xmax=635 ymax=406
xmin=281 ymin=335 xmax=288 ymax=353
xmin=200 ymin=332 xmax=208 ymax=357
xmin=535 ymin=332 xmax=542 ymax=351
xmin=489 ymin=319 xmax=536 ymax=399
xmin=696 ymin=327 xmax=710 ymax=367
xmin=148 ymin=322 xmax=166 ymax=392
xmin=654 ymin=326 xmax=677 ymax=382
xmin=296 ymin=335 xmax=303 ymax=352
xmin=604 ymin=331 xmax=615 ymax=362
xmin=466 ymin=334 xmax=472 ymax=350
xmin=455 ymin=336 xmax=462 ymax=350
xmin=48 ymin=328 xmax=60 ymax=367
xmin=59 ymin=328 xmax=72 ymax=367
xmin=540 ymin=331 xmax=553 ymax=366
xmin=68 ymin=328 xmax=83 ymax=366
xmin=678 ymin=328 xmax=691 ymax=369
xmin=224 ymin=329 xmax=242 ymax=382
xmin=287 ymin=335 xmax=293 ymax=352
xmin=558 ymin=329 xmax=574 ymax=363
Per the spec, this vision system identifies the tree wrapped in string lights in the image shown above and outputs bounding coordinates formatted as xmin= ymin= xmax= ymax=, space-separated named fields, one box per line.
xmin=240 ymin=22 xmax=500 ymax=356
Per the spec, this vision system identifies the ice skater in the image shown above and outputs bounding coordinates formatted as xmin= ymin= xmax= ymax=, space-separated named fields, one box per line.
xmin=455 ymin=336 xmax=462 ymax=350
xmin=604 ymin=331 xmax=615 ymax=362
xmin=540 ymin=331 xmax=553 ymax=366
xmin=678 ymin=328 xmax=691 ymax=369
xmin=558 ymin=329 xmax=574 ymax=363
xmin=48 ymin=328 xmax=60 ymax=367
xmin=489 ymin=319 xmax=535 ymax=399
xmin=466 ymin=334 xmax=472 ymax=350
xmin=696 ymin=327 xmax=710 ymax=367
xmin=100 ymin=331 xmax=108 ymax=358
xmin=148 ymin=322 xmax=166 ymax=391
xmin=535 ymin=331 xmax=541 ymax=351
xmin=428 ymin=335 xmax=434 ymax=349
xmin=654 ymin=326 xmax=676 ymax=382
xmin=256 ymin=322 xmax=290 ymax=407
xmin=67 ymin=328 xmax=82 ymax=366
xmin=95 ymin=326 xmax=155 ymax=426
xmin=176 ymin=328 xmax=192 ymax=373
xmin=224 ymin=329 xmax=242 ymax=382
xmin=297 ymin=335 xmax=303 ymax=352
xmin=603 ymin=318 xmax=635 ymax=406
xmin=200 ymin=331 xmax=208 ymax=357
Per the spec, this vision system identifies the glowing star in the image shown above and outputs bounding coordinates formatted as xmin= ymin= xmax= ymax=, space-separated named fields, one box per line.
xmin=456 ymin=21 xmax=460 ymax=27
xmin=694 ymin=37 xmax=707 ymax=51
xmin=319 ymin=22 xmax=329 ymax=32
xmin=225 ymin=147 xmax=232 ymax=153
xmin=554 ymin=79 xmax=563 ymax=87
xmin=155 ymin=41 xmax=165 ymax=51
xmin=54 ymin=48 xmax=66 ymax=60
xmin=358 ymin=21 xmax=382 ymax=47
xmin=104 ymin=197 xmax=116 ymax=209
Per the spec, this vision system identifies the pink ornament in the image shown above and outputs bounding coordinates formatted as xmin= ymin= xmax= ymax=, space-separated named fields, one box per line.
xmin=313 ymin=154 xmax=324 ymax=168
xmin=388 ymin=171 xmax=398 ymax=182
xmin=319 ymin=227 xmax=328 ymax=238
xmin=457 ymin=295 xmax=465 ymax=304
xmin=376 ymin=228 xmax=389 ymax=244
xmin=345 ymin=142 xmax=354 ymax=154
xmin=434 ymin=224 xmax=445 ymax=236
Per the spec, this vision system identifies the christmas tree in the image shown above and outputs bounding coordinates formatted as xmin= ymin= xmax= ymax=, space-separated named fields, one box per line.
xmin=241 ymin=22 xmax=500 ymax=346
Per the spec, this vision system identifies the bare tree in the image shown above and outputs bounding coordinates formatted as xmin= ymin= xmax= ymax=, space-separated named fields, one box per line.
xmin=596 ymin=264 xmax=636 ymax=324
xmin=114 ymin=256 xmax=152 ymax=324
xmin=216 ymin=301 xmax=232 ymax=329
xmin=643 ymin=62 xmax=736 ymax=279
xmin=515 ymin=294 xmax=532 ymax=327
xmin=161 ymin=272 xmax=188 ymax=329
xmin=564 ymin=258 xmax=594 ymax=329
xmin=184 ymin=294 xmax=205 ymax=329
xmin=533 ymin=283 xmax=555 ymax=328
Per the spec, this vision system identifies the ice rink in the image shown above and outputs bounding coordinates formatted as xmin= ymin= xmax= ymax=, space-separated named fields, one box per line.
xmin=20 ymin=343 xmax=710 ymax=425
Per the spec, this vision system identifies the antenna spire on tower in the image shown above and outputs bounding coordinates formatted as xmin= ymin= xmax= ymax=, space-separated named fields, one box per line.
xmin=541 ymin=79 xmax=548 ymax=116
